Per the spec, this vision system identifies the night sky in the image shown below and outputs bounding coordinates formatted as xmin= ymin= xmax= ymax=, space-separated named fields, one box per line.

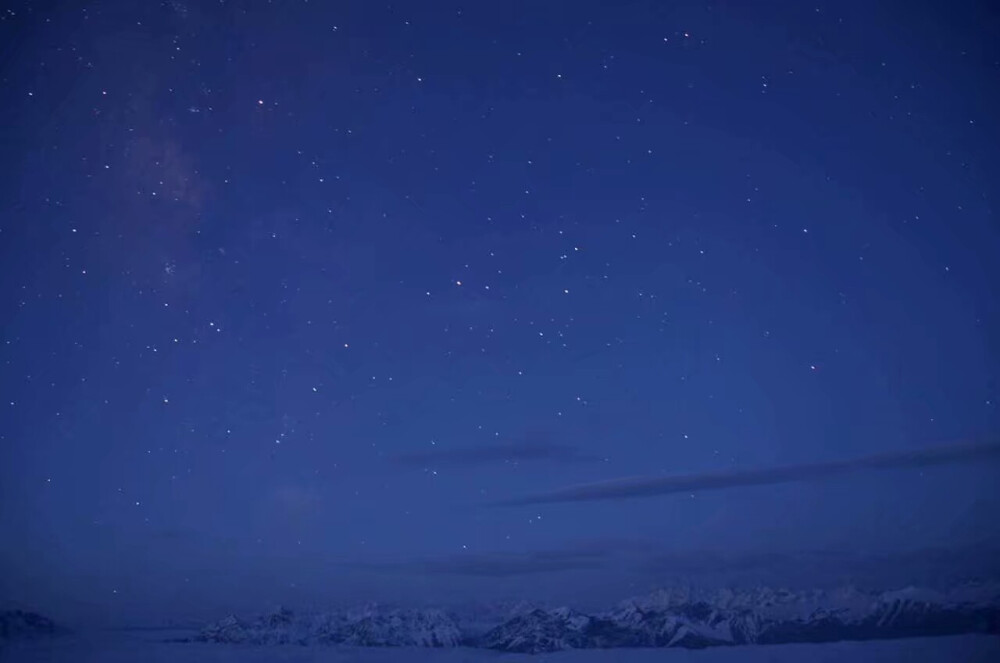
xmin=1 ymin=0 xmax=999 ymax=626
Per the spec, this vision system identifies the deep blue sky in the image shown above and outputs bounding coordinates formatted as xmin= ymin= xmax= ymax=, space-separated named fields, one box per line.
xmin=1 ymin=0 xmax=998 ymax=625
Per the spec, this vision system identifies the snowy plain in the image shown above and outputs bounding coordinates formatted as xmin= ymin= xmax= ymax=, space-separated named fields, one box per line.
xmin=2 ymin=631 xmax=999 ymax=663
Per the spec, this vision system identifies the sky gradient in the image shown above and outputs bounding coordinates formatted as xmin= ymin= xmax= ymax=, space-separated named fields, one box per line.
xmin=1 ymin=0 xmax=999 ymax=626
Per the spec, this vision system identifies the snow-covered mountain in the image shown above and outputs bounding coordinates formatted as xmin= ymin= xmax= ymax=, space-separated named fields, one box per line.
xmin=195 ymin=604 xmax=462 ymax=647
xmin=445 ymin=598 xmax=542 ymax=637
xmin=477 ymin=581 xmax=1000 ymax=653
xmin=474 ymin=606 xmax=596 ymax=652
xmin=188 ymin=581 xmax=1000 ymax=654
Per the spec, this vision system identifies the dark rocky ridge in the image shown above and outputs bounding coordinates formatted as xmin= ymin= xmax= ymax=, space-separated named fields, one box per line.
xmin=0 ymin=610 xmax=65 ymax=641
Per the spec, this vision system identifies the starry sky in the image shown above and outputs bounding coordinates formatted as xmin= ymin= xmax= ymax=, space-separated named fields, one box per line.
xmin=1 ymin=0 xmax=999 ymax=626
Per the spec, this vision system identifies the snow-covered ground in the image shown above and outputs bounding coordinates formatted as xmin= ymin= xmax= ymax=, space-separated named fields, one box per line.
xmin=2 ymin=631 xmax=999 ymax=663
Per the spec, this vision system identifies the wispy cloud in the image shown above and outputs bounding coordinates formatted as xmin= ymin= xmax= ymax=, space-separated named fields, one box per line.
xmin=494 ymin=439 xmax=1000 ymax=506
xmin=348 ymin=548 xmax=612 ymax=577
xmin=339 ymin=538 xmax=1000 ymax=586
xmin=389 ymin=436 xmax=601 ymax=468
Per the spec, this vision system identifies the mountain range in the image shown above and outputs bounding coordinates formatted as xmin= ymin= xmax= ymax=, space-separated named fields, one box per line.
xmin=189 ymin=580 xmax=1000 ymax=653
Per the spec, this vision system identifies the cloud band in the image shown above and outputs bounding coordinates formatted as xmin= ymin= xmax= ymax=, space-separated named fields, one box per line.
xmin=495 ymin=439 xmax=1000 ymax=506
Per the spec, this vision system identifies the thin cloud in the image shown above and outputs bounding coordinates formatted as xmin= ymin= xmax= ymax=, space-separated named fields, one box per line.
xmin=336 ymin=538 xmax=1000 ymax=586
xmin=348 ymin=549 xmax=611 ymax=578
xmin=494 ymin=439 xmax=1000 ymax=506
xmin=389 ymin=439 xmax=601 ymax=467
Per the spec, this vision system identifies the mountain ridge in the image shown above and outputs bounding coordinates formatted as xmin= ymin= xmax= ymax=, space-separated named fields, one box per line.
xmin=186 ymin=579 xmax=1000 ymax=653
